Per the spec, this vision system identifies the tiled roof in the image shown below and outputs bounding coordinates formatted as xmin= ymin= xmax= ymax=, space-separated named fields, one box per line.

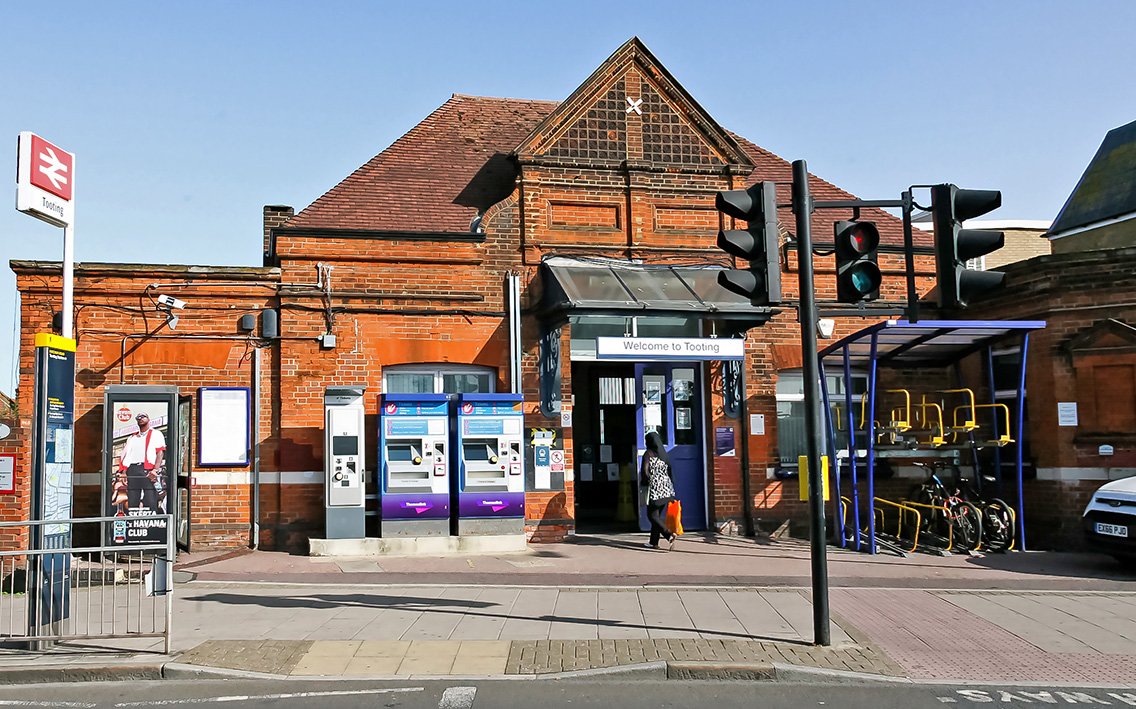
xmin=733 ymin=134 xmax=927 ymax=249
xmin=1049 ymin=118 xmax=1136 ymax=237
xmin=286 ymin=94 xmax=920 ymax=247
xmin=286 ymin=94 xmax=558 ymax=233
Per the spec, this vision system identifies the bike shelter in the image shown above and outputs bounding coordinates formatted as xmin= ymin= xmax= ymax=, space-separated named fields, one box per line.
xmin=817 ymin=319 xmax=1045 ymax=556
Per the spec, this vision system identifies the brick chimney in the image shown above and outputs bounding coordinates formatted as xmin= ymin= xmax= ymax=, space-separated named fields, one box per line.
xmin=263 ymin=205 xmax=294 ymax=266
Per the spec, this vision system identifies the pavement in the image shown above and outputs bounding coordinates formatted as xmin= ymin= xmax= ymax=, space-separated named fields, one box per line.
xmin=3 ymin=532 xmax=1136 ymax=685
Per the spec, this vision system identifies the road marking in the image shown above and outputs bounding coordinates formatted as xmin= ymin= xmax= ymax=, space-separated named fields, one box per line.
xmin=439 ymin=686 xmax=477 ymax=709
xmin=0 ymin=703 xmax=96 ymax=708
xmin=114 ymin=687 xmax=424 ymax=706
xmin=941 ymin=689 xmax=1135 ymax=704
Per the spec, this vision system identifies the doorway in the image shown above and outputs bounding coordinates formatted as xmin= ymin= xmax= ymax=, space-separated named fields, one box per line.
xmin=635 ymin=363 xmax=707 ymax=531
xmin=572 ymin=361 xmax=709 ymax=533
xmin=571 ymin=362 xmax=639 ymax=532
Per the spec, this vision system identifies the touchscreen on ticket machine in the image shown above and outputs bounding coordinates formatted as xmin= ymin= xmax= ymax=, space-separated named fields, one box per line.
xmin=453 ymin=393 xmax=525 ymax=536
xmin=378 ymin=394 xmax=451 ymax=537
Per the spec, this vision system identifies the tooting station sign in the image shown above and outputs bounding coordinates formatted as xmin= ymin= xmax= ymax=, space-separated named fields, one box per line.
xmin=17 ymin=132 xmax=75 ymax=227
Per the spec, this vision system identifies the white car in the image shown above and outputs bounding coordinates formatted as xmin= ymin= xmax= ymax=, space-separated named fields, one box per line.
xmin=1083 ymin=476 xmax=1136 ymax=564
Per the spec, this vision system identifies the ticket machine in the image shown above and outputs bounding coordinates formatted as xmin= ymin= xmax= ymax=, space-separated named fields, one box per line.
xmin=453 ymin=393 xmax=525 ymax=535
xmin=324 ymin=387 xmax=366 ymax=539
xmin=378 ymin=394 xmax=451 ymax=537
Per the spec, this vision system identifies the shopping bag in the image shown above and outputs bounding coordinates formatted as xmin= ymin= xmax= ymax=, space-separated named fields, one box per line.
xmin=665 ymin=499 xmax=684 ymax=536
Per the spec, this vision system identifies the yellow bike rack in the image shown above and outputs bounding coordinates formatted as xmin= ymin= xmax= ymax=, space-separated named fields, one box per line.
xmin=974 ymin=403 xmax=1015 ymax=446
xmin=883 ymin=389 xmax=913 ymax=433
xmin=915 ymin=397 xmax=948 ymax=447
xmin=872 ymin=497 xmax=921 ymax=553
xmin=943 ymin=388 xmax=980 ymax=434
xmin=900 ymin=499 xmax=954 ymax=552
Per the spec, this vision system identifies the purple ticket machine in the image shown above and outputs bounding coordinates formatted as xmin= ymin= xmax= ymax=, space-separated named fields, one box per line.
xmin=453 ymin=393 xmax=525 ymax=535
xmin=378 ymin=394 xmax=451 ymax=537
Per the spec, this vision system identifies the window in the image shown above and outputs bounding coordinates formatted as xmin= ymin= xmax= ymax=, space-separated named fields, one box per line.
xmin=776 ymin=370 xmax=867 ymax=465
xmin=987 ymin=346 xmax=1033 ymax=479
xmin=383 ymin=365 xmax=496 ymax=395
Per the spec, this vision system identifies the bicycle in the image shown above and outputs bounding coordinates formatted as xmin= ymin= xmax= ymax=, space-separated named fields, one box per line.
xmin=953 ymin=471 xmax=1015 ymax=553
xmin=908 ymin=462 xmax=983 ymax=552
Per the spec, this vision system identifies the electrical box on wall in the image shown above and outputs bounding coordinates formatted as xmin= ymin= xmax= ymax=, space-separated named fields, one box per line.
xmin=319 ymin=333 xmax=337 ymax=349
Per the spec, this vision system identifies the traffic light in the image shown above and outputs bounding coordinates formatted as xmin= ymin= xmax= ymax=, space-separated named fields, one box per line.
xmin=930 ymin=184 xmax=1005 ymax=308
xmin=715 ymin=181 xmax=782 ymax=305
xmin=833 ymin=220 xmax=881 ymax=303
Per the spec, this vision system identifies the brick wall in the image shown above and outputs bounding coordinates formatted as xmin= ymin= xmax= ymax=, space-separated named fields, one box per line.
xmin=956 ymin=246 xmax=1136 ymax=548
xmin=4 ymin=261 xmax=280 ymax=551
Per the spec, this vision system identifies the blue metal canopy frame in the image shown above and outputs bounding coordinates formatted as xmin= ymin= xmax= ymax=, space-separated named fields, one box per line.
xmin=817 ymin=319 xmax=1046 ymax=554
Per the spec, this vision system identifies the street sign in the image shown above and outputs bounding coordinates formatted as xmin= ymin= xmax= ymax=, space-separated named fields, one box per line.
xmin=16 ymin=132 xmax=75 ymax=227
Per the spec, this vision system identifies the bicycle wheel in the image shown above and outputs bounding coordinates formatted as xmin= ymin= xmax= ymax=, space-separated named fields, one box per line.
xmin=951 ymin=501 xmax=983 ymax=551
xmin=908 ymin=484 xmax=938 ymax=532
xmin=982 ymin=499 xmax=1015 ymax=552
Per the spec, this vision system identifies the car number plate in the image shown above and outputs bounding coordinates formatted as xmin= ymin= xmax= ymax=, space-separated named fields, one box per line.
xmin=1096 ymin=522 xmax=1129 ymax=538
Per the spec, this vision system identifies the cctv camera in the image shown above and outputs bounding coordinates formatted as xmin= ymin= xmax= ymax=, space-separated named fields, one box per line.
xmin=156 ymin=294 xmax=186 ymax=310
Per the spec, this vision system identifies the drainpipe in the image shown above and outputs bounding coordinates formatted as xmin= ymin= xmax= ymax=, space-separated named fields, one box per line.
xmin=508 ymin=274 xmax=522 ymax=393
xmin=251 ymin=346 xmax=261 ymax=550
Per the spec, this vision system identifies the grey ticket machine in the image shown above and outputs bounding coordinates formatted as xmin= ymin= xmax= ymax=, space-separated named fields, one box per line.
xmin=324 ymin=387 xmax=366 ymax=539
xmin=378 ymin=394 xmax=451 ymax=537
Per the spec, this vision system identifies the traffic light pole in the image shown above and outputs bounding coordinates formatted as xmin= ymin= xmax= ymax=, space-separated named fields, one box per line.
xmin=791 ymin=160 xmax=831 ymax=647
xmin=901 ymin=190 xmax=920 ymax=323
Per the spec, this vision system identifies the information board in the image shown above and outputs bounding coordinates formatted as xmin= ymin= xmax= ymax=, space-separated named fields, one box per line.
xmin=197 ymin=387 xmax=250 ymax=467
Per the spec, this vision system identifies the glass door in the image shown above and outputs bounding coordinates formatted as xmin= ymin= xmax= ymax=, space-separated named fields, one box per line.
xmin=634 ymin=364 xmax=707 ymax=531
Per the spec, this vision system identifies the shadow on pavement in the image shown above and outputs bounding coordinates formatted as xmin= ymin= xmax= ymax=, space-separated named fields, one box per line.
xmin=964 ymin=550 xmax=1136 ymax=581
xmin=180 ymin=591 xmax=811 ymax=644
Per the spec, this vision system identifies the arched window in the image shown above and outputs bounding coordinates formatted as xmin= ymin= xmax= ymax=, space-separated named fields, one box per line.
xmin=382 ymin=364 xmax=497 ymax=395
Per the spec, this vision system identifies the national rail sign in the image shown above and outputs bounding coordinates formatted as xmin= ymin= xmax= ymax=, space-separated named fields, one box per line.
xmin=16 ymin=132 xmax=75 ymax=227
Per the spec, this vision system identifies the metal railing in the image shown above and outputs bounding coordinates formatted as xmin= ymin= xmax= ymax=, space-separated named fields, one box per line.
xmin=0 ymin=515 xmax=173 ymax=653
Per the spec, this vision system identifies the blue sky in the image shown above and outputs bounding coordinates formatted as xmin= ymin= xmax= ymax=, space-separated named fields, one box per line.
xmin=2 ymin=1 xmax=1134 ymax=393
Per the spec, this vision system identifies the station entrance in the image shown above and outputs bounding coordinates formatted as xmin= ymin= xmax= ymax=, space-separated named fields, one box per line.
xmin=571 ymin=361 xmax=708 ymax=533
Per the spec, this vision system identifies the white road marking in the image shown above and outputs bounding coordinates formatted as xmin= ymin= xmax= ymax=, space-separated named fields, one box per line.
xmin=937 ymin=698 xmax=958 ymax=704
xmin=439 ymin=686 xmax=477 ymax=709
xmin=0 ymin=702 xmax=95 ymax=708
xmin=114 ymin=687 xmax=423 ymax=707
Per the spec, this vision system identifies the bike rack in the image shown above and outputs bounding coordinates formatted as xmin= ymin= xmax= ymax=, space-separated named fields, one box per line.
xmin=899 ymin=499 xmax=957 ymax=554
xmin=819 ymin=320 xmax=1045 ymax=554
xmin=872 ymin=497 xmax=921 ymax=554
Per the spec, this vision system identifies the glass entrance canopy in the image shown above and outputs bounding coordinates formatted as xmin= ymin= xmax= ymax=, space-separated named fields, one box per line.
xmin=539 ymin=257 xmax=773 ymax=329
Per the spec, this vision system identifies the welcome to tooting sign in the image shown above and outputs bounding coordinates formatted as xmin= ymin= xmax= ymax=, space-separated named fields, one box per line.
xmin=17 ymin=132 xmax=75 ymax=227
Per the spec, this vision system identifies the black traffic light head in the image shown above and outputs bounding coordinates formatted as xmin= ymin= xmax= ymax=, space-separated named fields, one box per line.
xmin=715 ymin=181 xmax=782 ymax=305
xmin=931 ymin=184 xmax=1006 ymax=308
xmin=833 ymin=220 xmax=881 ymax=303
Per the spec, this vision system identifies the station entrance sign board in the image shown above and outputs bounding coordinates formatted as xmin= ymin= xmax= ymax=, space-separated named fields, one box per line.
xmin=16 ymin=132 xmax=75 ymax=227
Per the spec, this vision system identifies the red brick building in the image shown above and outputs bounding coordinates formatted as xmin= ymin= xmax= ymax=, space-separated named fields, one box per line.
xmin=6 ymin=38 xmax=950 ymax=552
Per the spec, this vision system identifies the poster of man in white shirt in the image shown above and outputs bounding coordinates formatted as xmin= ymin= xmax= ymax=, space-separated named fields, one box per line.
xmin=106 ymin=402 xmax=170 ymax=546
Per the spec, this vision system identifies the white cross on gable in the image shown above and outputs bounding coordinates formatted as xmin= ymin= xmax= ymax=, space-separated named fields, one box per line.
xmin=625 ymin=97 xmax=643 ymax=115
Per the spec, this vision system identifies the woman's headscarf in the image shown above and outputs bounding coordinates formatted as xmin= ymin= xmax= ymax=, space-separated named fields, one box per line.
xmin=644 ymin=430 xmax=671 ymax=466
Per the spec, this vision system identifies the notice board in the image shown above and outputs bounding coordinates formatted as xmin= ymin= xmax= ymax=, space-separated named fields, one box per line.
xmin=197 ymin=387 xmax=250 ymax=467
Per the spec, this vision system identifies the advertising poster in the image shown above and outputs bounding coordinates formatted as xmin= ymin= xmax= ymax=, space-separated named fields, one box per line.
xmin=105 ymin=400 xmax=172 ymax=546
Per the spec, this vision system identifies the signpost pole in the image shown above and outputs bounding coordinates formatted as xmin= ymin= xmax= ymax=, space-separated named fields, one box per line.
xmin=62 ymin=224 xmax=74 ymax=339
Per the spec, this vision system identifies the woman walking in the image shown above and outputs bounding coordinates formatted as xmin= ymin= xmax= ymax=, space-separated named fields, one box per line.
xmin=640 ymin=430 xmax=677 ymax=550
